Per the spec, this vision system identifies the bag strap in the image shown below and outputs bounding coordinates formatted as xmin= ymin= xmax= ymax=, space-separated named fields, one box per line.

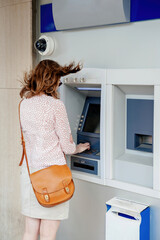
xmin=18 ymin=100 xmax=31 ymax=176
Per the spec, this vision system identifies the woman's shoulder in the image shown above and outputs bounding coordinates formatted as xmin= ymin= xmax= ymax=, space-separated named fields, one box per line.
xmin=20 ymin=95 xmax=65 ymax=110
xmin=51 ymin=98 xmax=66 ymax=111
xmin=53 ymin=98 xmax=64 ymax=105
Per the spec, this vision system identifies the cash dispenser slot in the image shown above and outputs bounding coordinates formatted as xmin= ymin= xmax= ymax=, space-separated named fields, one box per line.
xmin=71 ymin=156 xmax=98 ymax=175
xmin=135 ymin=134 xmax=152 ymax=152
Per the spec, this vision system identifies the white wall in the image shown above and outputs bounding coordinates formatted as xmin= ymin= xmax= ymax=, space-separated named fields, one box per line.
xmin=37 ymin=1 xmax=160 ymax=239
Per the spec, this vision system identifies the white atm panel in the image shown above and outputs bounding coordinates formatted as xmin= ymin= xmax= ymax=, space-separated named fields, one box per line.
xmin=59 ymin=68 xmax=106 ymax=184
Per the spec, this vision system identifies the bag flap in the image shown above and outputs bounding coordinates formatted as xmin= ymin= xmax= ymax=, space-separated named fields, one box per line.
xmin=30 ymin=164 xmax=72 ymax=194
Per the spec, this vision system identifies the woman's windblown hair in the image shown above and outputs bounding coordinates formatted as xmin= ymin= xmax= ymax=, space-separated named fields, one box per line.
xmin=20 ymin=59 xmax=82 ymax=99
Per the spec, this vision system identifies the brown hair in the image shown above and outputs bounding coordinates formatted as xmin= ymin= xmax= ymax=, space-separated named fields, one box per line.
xmin=19 ymin=59 xmax=82 ymax=99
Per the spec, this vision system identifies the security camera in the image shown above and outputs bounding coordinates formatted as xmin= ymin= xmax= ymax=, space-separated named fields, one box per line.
xmin=34 ymin=35 xmax=55 ymax=56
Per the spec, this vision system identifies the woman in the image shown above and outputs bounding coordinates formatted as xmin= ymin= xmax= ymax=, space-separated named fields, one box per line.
xmin=19 ymin=59 xmax=90 ymax=240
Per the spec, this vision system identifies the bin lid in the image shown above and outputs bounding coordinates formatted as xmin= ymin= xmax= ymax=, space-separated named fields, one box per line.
xmin=106 ymin=197 xmax=149 ymax=214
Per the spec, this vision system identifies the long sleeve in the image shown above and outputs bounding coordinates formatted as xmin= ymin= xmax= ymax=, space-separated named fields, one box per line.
xmin=54 ymin=100 xmax=76 ymax=155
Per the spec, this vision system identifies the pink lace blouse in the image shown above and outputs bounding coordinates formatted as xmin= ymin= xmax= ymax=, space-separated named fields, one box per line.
xmin=20 ymin=94 xmax=76 ymax=169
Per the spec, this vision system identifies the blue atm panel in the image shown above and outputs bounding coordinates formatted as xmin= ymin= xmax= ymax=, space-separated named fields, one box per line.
xmin=77 ymin=97 xmax=100 ymax=160
xmin=71 ymin=97 xmax=100 ymax=175
xmin=127 ymin=99 xmax=153 ymax=153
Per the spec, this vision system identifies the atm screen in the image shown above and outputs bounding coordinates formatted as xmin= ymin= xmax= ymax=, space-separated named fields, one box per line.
xmin=83 ymin=104 xmax=100 ymax=133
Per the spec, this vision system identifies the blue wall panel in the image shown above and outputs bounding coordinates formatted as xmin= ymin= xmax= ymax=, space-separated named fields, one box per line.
xmin=41 ymin=3 xmax=57 ymax=33
xmin=131 ymin=0 xmax=160 ymax=22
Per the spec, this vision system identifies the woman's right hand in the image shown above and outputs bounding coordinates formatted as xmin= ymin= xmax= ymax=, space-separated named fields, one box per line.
xmin=75 ymin=142 xmax=90 ymax=154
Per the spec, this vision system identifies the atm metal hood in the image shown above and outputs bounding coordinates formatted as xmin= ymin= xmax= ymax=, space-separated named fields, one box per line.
xmin=52 ymin=0 xmax=130 ymax=31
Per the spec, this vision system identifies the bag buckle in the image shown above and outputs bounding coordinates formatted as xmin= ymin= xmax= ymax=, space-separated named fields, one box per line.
xmin=65 ymin=186 xmax=70 ymax=194
xmin=42 ymin=188 xmax=50 ymax=202
xmin=44 ymin=194 xmax=49 ymax=202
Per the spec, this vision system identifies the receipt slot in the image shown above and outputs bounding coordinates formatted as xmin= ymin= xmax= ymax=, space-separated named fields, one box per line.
xmin=60 ymin=68 xmax=106 ymax=179
xmin=106 ymin=198 xmax=150 ymax=240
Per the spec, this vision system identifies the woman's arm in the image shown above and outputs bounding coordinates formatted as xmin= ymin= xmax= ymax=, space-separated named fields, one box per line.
xmin=54 ymin=100 xmax=76 ymax=154
xmin=54 ymin=100 xmax=90 ymax=155
xmin=74 ymin=142 xmax=90 ymax=154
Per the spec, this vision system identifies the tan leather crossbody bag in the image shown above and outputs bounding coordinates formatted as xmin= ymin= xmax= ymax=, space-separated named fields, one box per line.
xmin=18 ymin=100 xmax=75 ymax=208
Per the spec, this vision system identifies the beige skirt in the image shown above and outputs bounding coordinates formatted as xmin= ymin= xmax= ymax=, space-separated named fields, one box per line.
xmin=20 ymin=163 xmax=69 ymax=220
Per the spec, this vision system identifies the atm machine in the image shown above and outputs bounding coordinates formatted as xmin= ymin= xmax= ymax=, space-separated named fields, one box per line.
xmin=60 ymin=68 xmax=106 ymax=180
xmin=71 ymin=96 xmax=100 ymax=175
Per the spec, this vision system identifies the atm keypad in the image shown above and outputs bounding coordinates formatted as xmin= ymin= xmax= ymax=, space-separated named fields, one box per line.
xmin=84 ymin=149 xmax=98 ymax=155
